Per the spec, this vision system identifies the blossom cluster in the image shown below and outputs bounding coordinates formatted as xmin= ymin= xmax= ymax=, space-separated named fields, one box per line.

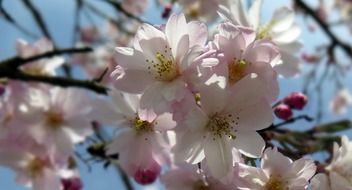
xmin=2 ymin=0 xmax=348 ymax=189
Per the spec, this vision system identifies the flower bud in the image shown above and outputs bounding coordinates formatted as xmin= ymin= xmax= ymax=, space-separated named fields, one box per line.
xmin=162 ymin=4 xmax=172 ymax=19
xmin=274 ymin=104 xmax=293 ymax=120
xmin=0 ymin=84 xmax=5 ymax=96
xmin=61 ymin=177 xmax=83 ymax=190
xmin=283 ymin=92 xmax=308 ymax=110
xmin=134 ymin=162 xmax=161 ymax=185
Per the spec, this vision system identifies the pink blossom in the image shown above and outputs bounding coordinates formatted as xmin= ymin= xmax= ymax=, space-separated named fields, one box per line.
xmin=16 ymin=39 xmax=64 ymax=76
xmin=93 ymin=88 xmax=176 ymax=176
xmin=209 ymin=22 xmax=279 ymax=101
xmin=18 ymin=86 xmax=93 ymax=161
xmin=234 ymin=147 xmax=316 ymax=190
xmin=112 ymin=13 xmax=211 ymax=114
xmin=0 ymin=135 xmax=61 ymax=190
xmin=330 ymin=88 xmax=352 ymax=114
xmin=161 ymin=163 xmax=233 ymax=190
xmin=173 ymin=74 xmax=273 ymax=179
xmin=283 ymin=92 xmax=308 ymax=110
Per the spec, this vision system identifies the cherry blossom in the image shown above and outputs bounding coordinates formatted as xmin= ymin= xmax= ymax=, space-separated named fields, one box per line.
xmin=18 ymin=86 xmax=94 ymax=160
xmin=112 ymin=13 xmax=212 ymax=114
xmin=330 ymin=88 xmax=352 ymax=114
xmin=219 ymin=0 xmax=302 ymax=77
xmin=173 ymin=74 xmax=273 ymax=178
xmin=209 ymin=22 xmax=279 ymax=101
xmin=312 ymin=135 xmax=352 ymax=190
xmin=234 ymin=147 xmax=316 ymax=190
xmin=16 ymin=39 xmax=64 ymax=76
xmin=93 ymin=88 xmax=176 ymax=176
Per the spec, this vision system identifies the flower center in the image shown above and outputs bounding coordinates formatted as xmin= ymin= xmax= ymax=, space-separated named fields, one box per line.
xmin=45 ymin=111 xmax=64 ymax=129
xmin=206 ymin=114 xmax=238 ymax=139
xmin=265 ymin=175 xmax=286 ymax=190
xmin=26 ymin=157 xmax=46 ymax=178
xmin=147 ymin=50 xmax=178 ymax=82
xmin=133 ymin=117 xmax=153 ymax=134
xmin=228 ymin=59 xmax=249 ymax=84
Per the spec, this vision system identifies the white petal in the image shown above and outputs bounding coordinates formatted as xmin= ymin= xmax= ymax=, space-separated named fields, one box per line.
xmin=232 ymin=131 xmax=265 ymax=158
xmin=204 ymin=137 xmax=233 ymax=178
xmin=271 ymin=7 xmax=295 ymax=33
xmin=248 ymin=0 xmax=263 ymax=30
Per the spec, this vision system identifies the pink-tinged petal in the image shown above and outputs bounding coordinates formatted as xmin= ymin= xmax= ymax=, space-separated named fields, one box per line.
xmin=90 ymin=98 xmax=125 ymax=125
xmin=109 ymin=89 xmax=137 ymax=116
xmin=175 ymin=34 xmax=190 ymax=63
xmin=199 ymin=83 xmax=227 ymax=115
xmin=261 ymin=147 xmax=292 ymax=175
xmin=115 ymin=47 xmax=148 ymax=70
xmin=154 ymin=113 xmax=176 ymax=131
xmin=247 ymin=61 xmax=279 ymax=102
xmin=112 ymin=67 xmax=154 ymax=93
xmin=248 ymin=0 xmax=263 ymax=30
xmin=173 ymin=129 xmax=206 ymax=164
xmin=138 ymin=109 xmax=157 ymax=123
xmin=271 ymin=7 xmax=295 ymax=33
xmin=311 ymin=173 xmax=330 ymax=190
xmin=219 ymin=1 xmax=250 ymax=27
xmin=233 ymin=162 xmax=267 ymax=189
xmin=184 ymin=106 xmax=209 ymax=131
xmin=140 ymin=82 xmax=170 ymax=114
xmin=204 ymin=137 xmax=233 ymax=179
xmin=139 ymin=37 xmax=173 ymax=63
xmin=106 ymin=129 xmax=135 ymax=155
xmin=179 ymin=45 xmax=204 ymax=72
xmin=53 ymin=129 xmax=74 ymax=157
xmin=232 ymin=131 xmax=265 ymax=158
xmin=187 ymin=21 xmax=207 ymax=47
xmin=287 ymin=158 xmax=316 ymax=181
xmin=160 ymin=79 xmax=187 ymax=102
xmin=32 ymin=169 xmax=61 ymax=190
xmin=244 ymin=40 xmax=279 ymax=64
xmin=225 ymin=74 xmax=266 ymax=113
xmin=165 ymin=14 xmax=188 ymax=57
xmin=273 ymin=51 xmax=300 ymax=78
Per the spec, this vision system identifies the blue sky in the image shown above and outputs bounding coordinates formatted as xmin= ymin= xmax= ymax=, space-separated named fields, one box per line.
xmin=1 ymin=0 xmax=352 ymax=189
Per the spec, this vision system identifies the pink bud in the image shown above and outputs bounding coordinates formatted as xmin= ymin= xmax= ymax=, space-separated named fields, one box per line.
xmin=301 ymin=53 xmax=320 ymax=63
xmin=0 ymin=84 xmax=5 ymax=96
xmin=134 ymin=162 xmax=161 ymax=185
xmin=274 ymin=104 xmax=293 ymax=120
xmin=61 ymin=177 xmax=83 ymax=190
xmin=162 ymin=4 xmax=172 ymax=19
xmin=283 ymin=92 xmax=308 ymax=110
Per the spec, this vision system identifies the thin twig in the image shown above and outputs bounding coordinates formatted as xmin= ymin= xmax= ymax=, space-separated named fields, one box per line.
xmin=22 ymin=0 xmax=54 ymax=42
xmin=4 ymin=71 xmax=108 ymax=94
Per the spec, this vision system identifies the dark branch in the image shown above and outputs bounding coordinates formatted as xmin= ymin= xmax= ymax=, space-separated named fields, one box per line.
xmin=295 ymin=0 xmax=352 ymax=58
xmin=5 ymin=71 xmax=108 ymax=95
xmin=22 ymin=0 xmax=53 ymax=42
xmin=0 ymin=47 xmax=93 ymax=68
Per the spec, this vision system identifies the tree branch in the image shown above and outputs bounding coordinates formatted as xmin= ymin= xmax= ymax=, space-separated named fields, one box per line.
xmin=0 ymin=47 xmax=93 ymax=68
xmin=22 ymin=0 xmax=53 ymax=42
xmin=4 ymin=71 xmax=108 ymax=94
xmin=295 ymin=0 xmax=352 ymax=58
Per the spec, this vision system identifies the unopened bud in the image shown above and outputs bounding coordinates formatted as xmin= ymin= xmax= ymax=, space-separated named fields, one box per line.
xmin=61 ymin=177 xmax=83 ymax=190
xmin=274 ymin=104 xmax=293 ymax=120
xmin=283 ymin=92 xmax=308 ymax=110
xmin=162 ymin=4 xmax=172 ymax=19
xmin=134 ymin=162 xmax=161 ymax=185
